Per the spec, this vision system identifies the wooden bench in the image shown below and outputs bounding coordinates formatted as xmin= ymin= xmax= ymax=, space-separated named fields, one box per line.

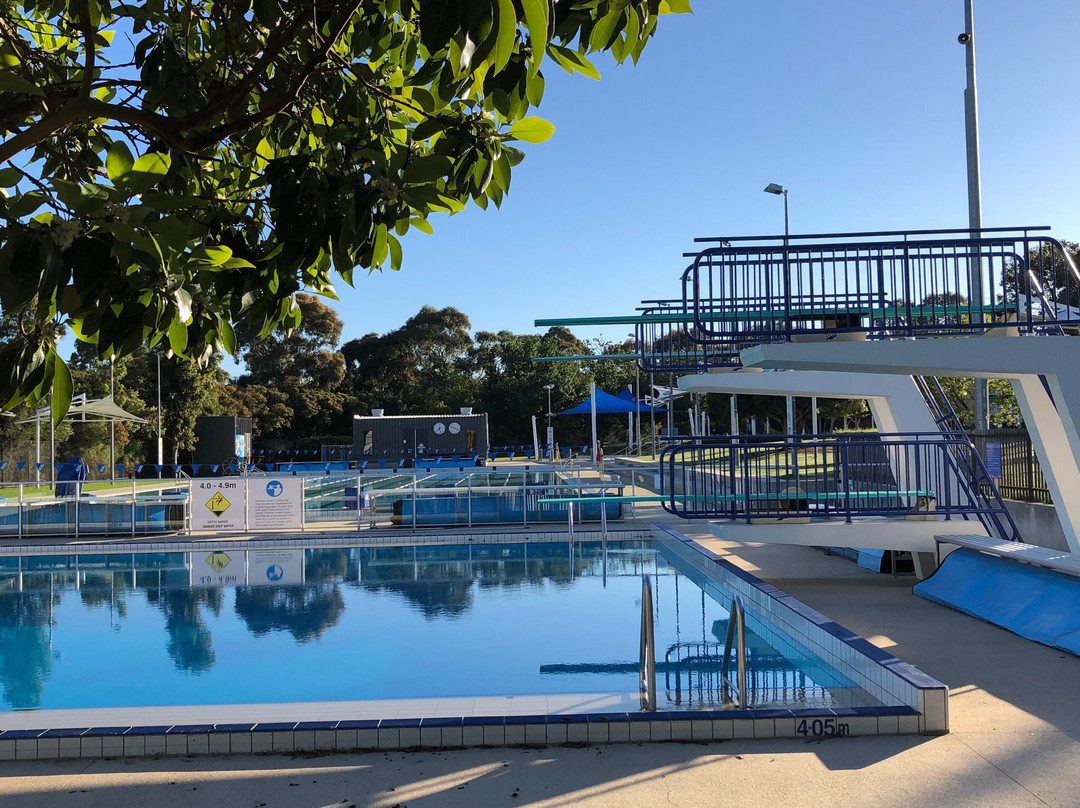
xmin=935 ymin=534 xmax=1080 ymax=577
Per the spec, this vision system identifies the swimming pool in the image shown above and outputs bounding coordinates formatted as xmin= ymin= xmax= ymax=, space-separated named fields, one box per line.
xmin=0 ymin=526 xmax=948 ymax=757
xmin=0 ymin=538 xmax=869 ymax=712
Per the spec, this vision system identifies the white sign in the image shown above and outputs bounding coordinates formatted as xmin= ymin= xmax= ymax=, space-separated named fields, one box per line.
xmin=191 ymin=480 xmax=246 ymax=531
xmin=247 ymin=549 xmax=305 ymax=586
xmin=249 ymin=477 xmax=303 ymax=530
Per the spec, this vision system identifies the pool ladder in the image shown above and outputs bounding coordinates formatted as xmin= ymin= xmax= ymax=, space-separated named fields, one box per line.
xmin=721 ymin=596 xmax=748 ymax=708
xmin=640 ymin=575 xmax=657 ymax=710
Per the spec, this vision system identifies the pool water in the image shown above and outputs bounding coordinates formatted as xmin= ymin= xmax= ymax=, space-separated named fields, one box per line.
xmin=0 ymin=541 xmax=877 ymax=712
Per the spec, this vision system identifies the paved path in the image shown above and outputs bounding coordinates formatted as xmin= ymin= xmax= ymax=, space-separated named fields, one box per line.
xmin=4 ymin=512 xmax=1080 ymax=806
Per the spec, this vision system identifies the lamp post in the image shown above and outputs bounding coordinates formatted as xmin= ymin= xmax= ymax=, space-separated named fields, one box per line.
xmin=764 ymin=183 xmax=796 ymax=437
xmin=960 ymin=0 xmax=988 ymax=431
xmin=543 ymin=383 xmax=555 ymax=459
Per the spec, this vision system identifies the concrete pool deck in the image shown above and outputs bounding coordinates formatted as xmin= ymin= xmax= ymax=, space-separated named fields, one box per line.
xmin=3 ymin=507 xmax=1080 ymax=805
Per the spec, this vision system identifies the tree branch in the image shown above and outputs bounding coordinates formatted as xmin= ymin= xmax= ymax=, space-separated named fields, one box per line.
xmin=77 ymin=0 xmax=95 ymax=100
xmin=177 ymin=3 xmax=320 ymax=131
xmin=193 ymin=1 xmax=364 ymax=148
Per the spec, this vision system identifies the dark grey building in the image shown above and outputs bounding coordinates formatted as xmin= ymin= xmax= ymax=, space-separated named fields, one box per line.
xmin=193 ymin=416 xmax=253 ymax=465
xmin=352 ymin=410 xmax=489 ymax=464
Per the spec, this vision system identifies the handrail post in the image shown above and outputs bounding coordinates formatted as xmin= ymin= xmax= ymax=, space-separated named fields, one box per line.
xmin=639 ymin=574 xmax=657 ymax=711
xmin=721 ymin=595 xmax=748 ymax=708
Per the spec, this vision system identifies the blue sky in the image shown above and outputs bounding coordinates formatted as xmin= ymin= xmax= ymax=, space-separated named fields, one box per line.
xmin=263 ymin=1 xmax=1080 ymax=365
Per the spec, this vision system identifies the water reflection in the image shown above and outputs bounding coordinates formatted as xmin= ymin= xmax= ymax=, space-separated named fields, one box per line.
xmin=234 ymin=585 xmax=345 ymax=642
xmin=0 ymin=591 xmax=53 ymax=708
xmin=145 ymin=588 xmax=222 ymax=673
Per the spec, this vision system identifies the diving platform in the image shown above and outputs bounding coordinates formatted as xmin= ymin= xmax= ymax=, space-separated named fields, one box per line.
xmin=742 ymin=336 xmax=1080 ymax=554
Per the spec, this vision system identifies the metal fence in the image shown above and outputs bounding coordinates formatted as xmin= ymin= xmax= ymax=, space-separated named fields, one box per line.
xmin=659 ymin=432 xmax=1016 ymax=539
xmin=970 ymin=428 xmax=1051 ymax=504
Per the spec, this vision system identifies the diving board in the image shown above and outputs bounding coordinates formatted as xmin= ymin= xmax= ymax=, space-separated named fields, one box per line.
xmin=711 ymin=518 xmax=987 ymax=556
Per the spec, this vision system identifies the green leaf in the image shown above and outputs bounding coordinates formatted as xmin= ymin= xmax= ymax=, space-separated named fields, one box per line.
xmin=106 ymin=141 xmax=134 ymax=182
xmin=188 ymin=245 xmax=233 ymax=266
xmin=491 ymin=0 xmax=517 ymax=74
xmin=168 ymin=320 xmax=188 ymax=355
xmin=403 ymin=154 xmax=453 ymax=184
xmin=547 ymin=45 xmax=601 ymax=80
xmin=410 ymin=216 xmax=434 ymax=234
xmin=0 ymin=69 xmax=44 ymax=96
xmin=131 ymin=152 xmax=171 ymax=176
xmin=125 ymin=152 xmax=172 ymax=193
xmin=659 ymin=0 xmax=693 ymax=13
xmin=388 ymin=232 xmax=402 ymax=271
xmin=506 ymin=117 xmax=555 ymax=143
xmin=520 ymin=0 xmax=550 ymax=77
xmin=589 ymin=11 xmax=623 ymax=52
xmin=0 ymin=167 xmax=21 ymax=187
xmin=255 ymin=138 xmax=275 ymax=168
xmin=50 ymin=352 xmax=72 ymax=424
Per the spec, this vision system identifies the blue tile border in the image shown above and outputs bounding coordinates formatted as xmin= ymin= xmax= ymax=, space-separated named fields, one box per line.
xmin=650 ymin=522 xmax=949 ymax=715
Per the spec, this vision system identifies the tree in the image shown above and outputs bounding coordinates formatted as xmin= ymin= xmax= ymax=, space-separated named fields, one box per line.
xmin=236 ymin=293 xmax=349 ymax=440
xmin=0 ymin=0 xmax=690 ymax=416
xmin=342 ymin=305 xmax=477 ymax=415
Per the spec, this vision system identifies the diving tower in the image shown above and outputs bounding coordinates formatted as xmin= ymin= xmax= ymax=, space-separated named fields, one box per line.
xmin=536 ymin=226 xmax=1079 ymax=573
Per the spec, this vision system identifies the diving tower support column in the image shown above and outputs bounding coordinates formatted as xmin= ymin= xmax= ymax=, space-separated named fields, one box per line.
xmin=742 ymin=337 xmax=1080 ymax=554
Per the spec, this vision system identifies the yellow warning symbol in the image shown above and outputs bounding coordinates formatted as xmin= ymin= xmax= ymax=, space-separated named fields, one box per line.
xmin=206 ymin=492 xmax=231 ymax=516
xmin=205 ymin=551 xmax=232 ymax=573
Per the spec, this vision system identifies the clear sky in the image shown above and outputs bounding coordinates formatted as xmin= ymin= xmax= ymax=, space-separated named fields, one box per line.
xmin=255 ymin=0 xmax=1080 ymax=365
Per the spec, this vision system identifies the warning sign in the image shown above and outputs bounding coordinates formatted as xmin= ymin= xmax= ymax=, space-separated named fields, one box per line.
xmin=206 ymin=492 xmax=231 ymax=516
xmin=193 ymin=550 xmax=242 ymax=586
xmin=191 ymin=481 xmax=246 ymax=531
xmin=205 ymin=551 xmax=232 ymax=573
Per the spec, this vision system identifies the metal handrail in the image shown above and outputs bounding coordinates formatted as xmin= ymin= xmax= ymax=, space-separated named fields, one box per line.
xmin=639 ymin=574 xmax=657 ymax=711
xmin=721 ymin=595 xmax=748 ymax=709
xmin=659 ymin=431 xmax=1016 ymax=527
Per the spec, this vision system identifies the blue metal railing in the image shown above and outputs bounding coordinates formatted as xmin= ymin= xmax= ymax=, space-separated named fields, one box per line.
xmin=659 ymin=432 xmax=1013 ymax=531
xmin=680 ymin=227 xmax=1079 ymax=347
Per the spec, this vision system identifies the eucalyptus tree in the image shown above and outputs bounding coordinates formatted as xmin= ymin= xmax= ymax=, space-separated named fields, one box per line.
xmin=0 ymin=0 xmax=690 ymax=418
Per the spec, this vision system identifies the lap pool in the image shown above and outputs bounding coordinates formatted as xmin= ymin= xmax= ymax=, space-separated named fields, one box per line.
xmin=0 ymin=525 xmax=948 ymax=757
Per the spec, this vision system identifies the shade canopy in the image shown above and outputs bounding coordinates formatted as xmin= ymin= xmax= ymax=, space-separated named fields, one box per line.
xmin=16 ymin=394 xmax=148 ymax=425
xmin=556 ymin=388 xmax=666 ymax=416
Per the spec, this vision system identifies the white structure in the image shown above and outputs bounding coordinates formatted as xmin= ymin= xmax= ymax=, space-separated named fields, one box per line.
xmin=742 ymin=336 xmax=1080 ymax=554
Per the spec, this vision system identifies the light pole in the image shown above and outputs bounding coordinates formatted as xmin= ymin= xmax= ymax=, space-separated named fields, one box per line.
xmin=543 ymin=383 xmax=554 ymax=459
xmin=960 ymin=0 xmax=988 ymax=431
xmin=763 ymin=183 xmax=789 ymax=242
xmin=764 ymin=183 xmax=796 ymax=436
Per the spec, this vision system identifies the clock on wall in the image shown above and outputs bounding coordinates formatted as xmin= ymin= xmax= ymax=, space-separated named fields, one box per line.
xmin=448 ymin=422 xmax=461 ymax=435
xmin=433 ymin=422 xmax=446 ymax=435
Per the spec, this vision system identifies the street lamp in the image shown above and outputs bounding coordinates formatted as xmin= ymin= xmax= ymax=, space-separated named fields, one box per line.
xmin=763 ymin=183 xmax=789 ymax=242
xmin=764 ymin=183 xmax=795 ymax=436
xmin=543 ymin=384 xmax=555 ymax=459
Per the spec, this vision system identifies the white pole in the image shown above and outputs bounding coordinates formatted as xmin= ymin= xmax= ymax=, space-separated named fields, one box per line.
xmin=635 ymin=369 xmax=642 ymax=457
xmin=730 ymin=395 xmax=738 ymax=439
xmin=531 ymin=415 xmax=540 ymax=461
xmin=590 ymin=381 xmax=598 ymax=468
xmin=812 ymin=396 xmax=820 ymax=435
xmin=156 ymin=352 xmax=163 ymax=467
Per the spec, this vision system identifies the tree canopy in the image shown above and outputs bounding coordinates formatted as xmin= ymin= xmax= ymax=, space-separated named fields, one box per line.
xmin=0 ymin=0 xmax=690 ymax=418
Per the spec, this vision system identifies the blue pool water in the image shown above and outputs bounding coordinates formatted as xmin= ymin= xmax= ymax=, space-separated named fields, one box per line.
xmin=0 ymin=541 xmax=876 ymax=712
